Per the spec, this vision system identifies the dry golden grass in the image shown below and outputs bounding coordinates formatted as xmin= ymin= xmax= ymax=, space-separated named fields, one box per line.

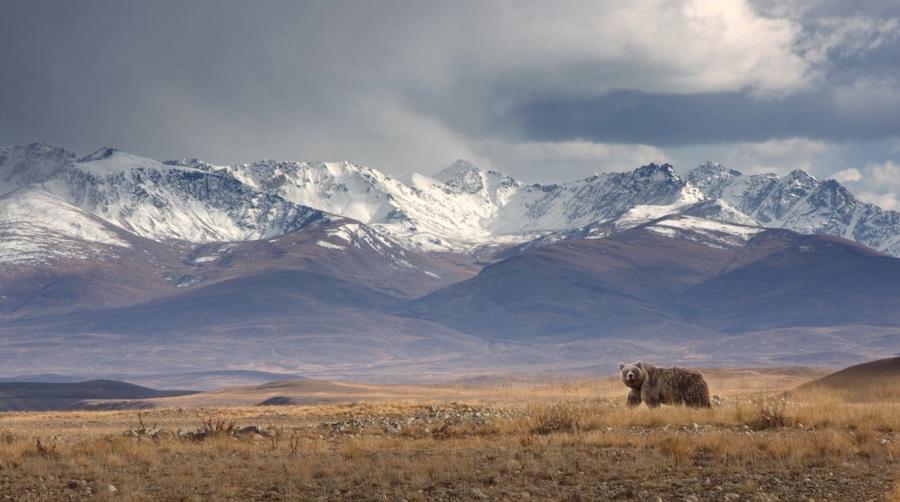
xmin=0 ymin=368 xmax=896 ymax=501
xmin=107 ymin=365 xmax=827 ymax=410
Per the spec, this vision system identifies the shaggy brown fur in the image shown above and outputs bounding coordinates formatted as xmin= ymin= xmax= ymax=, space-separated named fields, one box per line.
xmin=619 ymin=361 xmax=711 ymax=408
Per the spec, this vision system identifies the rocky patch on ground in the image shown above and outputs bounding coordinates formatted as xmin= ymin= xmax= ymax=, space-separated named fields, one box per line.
xmin=320 ymin=404 xmax=517 ymax=438
xmin=124 ymin=420 xmax=273 ymax=441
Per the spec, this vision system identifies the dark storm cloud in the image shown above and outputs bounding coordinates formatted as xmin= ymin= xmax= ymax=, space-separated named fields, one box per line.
xmin=1 ymin=0 xmax=900 ymax=186
xmin=506 ymin=87 xmax=900 ymax=146
xmin=0 ymin=0 xmax=458 ymax=166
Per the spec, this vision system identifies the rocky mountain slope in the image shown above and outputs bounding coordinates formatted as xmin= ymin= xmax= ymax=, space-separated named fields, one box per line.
xmin=688 ymin=161 xmax=900 ymax=257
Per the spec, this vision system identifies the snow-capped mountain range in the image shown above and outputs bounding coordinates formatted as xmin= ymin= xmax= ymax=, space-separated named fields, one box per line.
xmin=2 ymin=143 xmax=900 ymax=264
xmin=3 ymin=143 xmax=900 ymax=378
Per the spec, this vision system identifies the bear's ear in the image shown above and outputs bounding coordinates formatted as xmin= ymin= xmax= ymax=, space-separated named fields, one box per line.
xmin=635 ymin=360 xmax=644 ymax=368
xmin=618 ymin=362 xmax=625 ymax=370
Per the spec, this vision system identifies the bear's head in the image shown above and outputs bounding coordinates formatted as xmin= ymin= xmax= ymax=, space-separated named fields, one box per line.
xmin=619 ymin=361 xmax=646 ymax=389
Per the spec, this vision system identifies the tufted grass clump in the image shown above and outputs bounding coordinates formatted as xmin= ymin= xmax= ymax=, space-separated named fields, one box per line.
xmin=745 ymin=398 xmax=791 ymax=430
xmin=530 ymin=402 xmax=582 ymax=435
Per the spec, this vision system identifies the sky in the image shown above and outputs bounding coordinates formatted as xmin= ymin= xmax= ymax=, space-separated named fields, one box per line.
xmin=2 ymin=1 xmax=900 ymax=209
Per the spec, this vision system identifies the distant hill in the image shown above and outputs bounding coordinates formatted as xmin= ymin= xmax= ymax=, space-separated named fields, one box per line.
xmin=794 ymin=357 xmax=900 ymax=401
xmin=0 ymin=374 xmax=85 ymax=383
xmin=408 ymin=224 xmax=900 ymax=340
xmin=98 ymin=379 xmax=476 ymax=409
xmin=0 ymin=380 xmax=196 ymax=411
xmin=122 ymin=370 xmax=307 ymax=390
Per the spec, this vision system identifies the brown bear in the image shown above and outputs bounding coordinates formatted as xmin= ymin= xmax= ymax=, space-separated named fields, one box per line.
xmin=619 ymin=361 xmax=711 ymax=408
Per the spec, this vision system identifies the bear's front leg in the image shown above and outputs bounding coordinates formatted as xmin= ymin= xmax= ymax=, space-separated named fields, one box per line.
xmin=626 ymin=388 xmax=642 ymax=407
xmin=642 ymin=389 xmax=660 ymax=408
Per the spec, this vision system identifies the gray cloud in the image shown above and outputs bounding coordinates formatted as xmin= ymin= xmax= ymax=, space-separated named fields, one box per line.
xmin=505 ymin=87 xmax=900 ymax=146
xmin=2 ymin=0 xmax=900 ymax=208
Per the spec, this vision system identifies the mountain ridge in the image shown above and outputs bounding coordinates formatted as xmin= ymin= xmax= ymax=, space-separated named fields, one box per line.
xmin=4 ymin=142 xmax=897 ymax=257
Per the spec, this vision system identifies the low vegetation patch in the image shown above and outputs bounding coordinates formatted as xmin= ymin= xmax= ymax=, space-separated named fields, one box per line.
xmin=529 ymin=402 xmax=582 ymax=435
xmin=744 ymin=398 xmax=791 ymax=430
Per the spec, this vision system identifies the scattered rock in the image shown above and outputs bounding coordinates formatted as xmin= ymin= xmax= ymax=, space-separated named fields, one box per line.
xmin=106 ymin=484 xmax=117 ymax=494
xmin=471 ymin=488 xmax=489 ymax=499
xmin=234 ymin=425 xmax=265 ymax=437
xmin=66 ymin=480 xmax=87 ymax=490
xmin=318 ymin=404 xmax=516 ymax=438
xmin=149 ymin=428 xmax=173 ymax=439
xmin=123 ymin=427 xmax=173 ymax=440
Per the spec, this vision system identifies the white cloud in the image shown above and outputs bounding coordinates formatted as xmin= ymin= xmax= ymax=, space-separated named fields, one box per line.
xmin=828 ymin=167 xmax=862 ymax=183
xmin=671 ymin=138 xmax=832 ymax=175
xmin=862 ymin=160 xmax=900 ymax=190
xmin=351 ymin=96 xmax=488 ymax=173
xmin=455 ymin=0 xmax=810 ymax=97
xmin=837 ymin=160 xmax=900 ymax=211
xmin=856 ymin=191 xmax=900 ymax=210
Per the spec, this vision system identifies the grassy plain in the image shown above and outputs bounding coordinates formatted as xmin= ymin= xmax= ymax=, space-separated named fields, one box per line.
xmin=0 ymin=367 xmax=897 ymax=501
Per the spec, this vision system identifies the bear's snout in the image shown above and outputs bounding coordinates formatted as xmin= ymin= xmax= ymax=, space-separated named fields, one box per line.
xmin=625 ymin=371 xmax=635 ymax=382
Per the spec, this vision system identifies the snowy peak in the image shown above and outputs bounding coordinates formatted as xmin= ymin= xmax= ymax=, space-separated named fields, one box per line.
xmin=433 ymin=159 xmax=481 ymax=185
xmin=72 ymin=148 xmax=204 ymax=177
xmin=78 ymin=147 xmax=119 ymax=162
xmin=162 ymin=158 xmax=222 ymax=172
xmin=785 ymin=168 xmax=818 ymax=184
xmin=434 ymin=160 xmax=521 ymax=196
xmin=686 ymin=161 xmax=743 ymax=199
xmin=0 ymin=143 xmax=74 ymax=191
xmin=693 ymin=160 xmax=740 ymax=177
xmin=604 ymin=162 xmax=689 ymax=196
xmin=632 ymin=162 xmax=679 ymax=182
